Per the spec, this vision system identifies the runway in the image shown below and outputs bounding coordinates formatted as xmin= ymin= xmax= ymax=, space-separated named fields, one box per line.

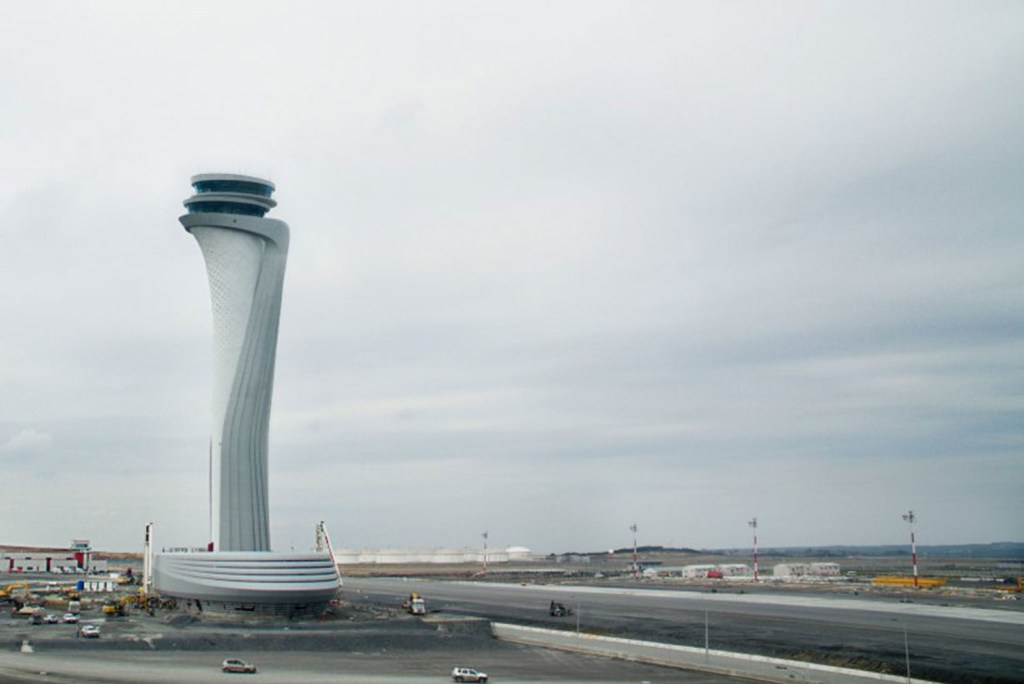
xmin=343 ymin=577 xmax=1024 ymax=682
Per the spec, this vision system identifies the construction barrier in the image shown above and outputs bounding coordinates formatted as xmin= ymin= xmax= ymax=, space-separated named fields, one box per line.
xmin=872 ymin=577 xmax=946 ymax=588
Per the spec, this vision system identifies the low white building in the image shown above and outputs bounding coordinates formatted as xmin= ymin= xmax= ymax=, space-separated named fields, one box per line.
xmin=774 ymin=563 xmax=809 ymax=577
xmin=555 ymin=553 xmax=591 ymax=563
xmin=3 ymin=553 xmax=102 ymax=574
xmin=80 ymin=578 xmax=117 ymax=592
xmin=773 ymin=562 xmax=841 ymax=578
xmin=681 ymin=564 xmax=718 ymax=579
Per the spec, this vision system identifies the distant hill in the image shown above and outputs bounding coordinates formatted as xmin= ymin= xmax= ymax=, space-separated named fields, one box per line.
xmin=764 ymin=542 xmax=1024 ymax=560
xmin=0 ymin=544 xmax=139 ymax=560
xmin=595 ymin=542 xmax=1024 ymax=560
xmin=0 ymin=544 xmax=71 ymax=554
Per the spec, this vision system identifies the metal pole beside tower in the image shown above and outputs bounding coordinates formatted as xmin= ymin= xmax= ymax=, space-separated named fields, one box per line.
xmin=315 ymin=521 xmax=337 ymax=563
xmin=748 ymin=517 xmax=759 ymax=581
xmin=903 ymin=625 xmax=912 ymax=683
xmin=482 ymin=531 xmax=488 ymax=574
xmin=630 ymin=524 xmax=639 ymax=578
xmin=575 ymin=595 xmax=580 ymax=635
xmin=704 ymin=609 xmax=709 ymax=662
xmin=142 ymin=522 xmax=154 ymax=596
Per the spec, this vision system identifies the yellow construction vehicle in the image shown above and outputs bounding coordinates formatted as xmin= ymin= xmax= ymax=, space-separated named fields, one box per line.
xmin=101 ymin=596 xmax=136 ymax=617
xmin=0 ymin=583 xmax=31 ymax=601
xmin=130 ymin=587 xmax=162 ymax=613
xmin=101 ymin=587 xmax=159 ymax=614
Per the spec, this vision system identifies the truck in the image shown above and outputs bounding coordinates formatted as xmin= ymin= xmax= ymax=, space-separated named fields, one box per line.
xmin=67 ymin=600 xmax=81 ymax=615
xmin=403 ymin=592 xmax=426 ymax=615
xmin=549 ymin=600 xmax=573 ymax=617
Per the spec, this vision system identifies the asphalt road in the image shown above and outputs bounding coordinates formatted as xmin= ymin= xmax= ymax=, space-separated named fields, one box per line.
xmin=343 ymin=577 xmax=1024 ymax=683
xmin=0 ymin=649 xmax=738 ymax=684
xmin=0 ymin=607 xmax=739 ymax=683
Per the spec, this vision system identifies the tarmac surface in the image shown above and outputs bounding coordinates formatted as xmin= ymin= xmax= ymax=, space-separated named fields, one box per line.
xmin=0 ymin=611 xmax=736 ymax=683
xmin=3 ymin=574 xmax=1022 ymax=682
xmin=343 ymin=577 xmax=1024 ymax=683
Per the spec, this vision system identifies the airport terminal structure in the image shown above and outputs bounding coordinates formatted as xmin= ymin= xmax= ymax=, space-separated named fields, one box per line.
xmin=152 ymin=174 xmax=340 ymax=610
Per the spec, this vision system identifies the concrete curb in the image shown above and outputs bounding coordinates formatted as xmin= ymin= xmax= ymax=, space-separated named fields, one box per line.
xmin=492 ymin=623 xmax=933 ymax=683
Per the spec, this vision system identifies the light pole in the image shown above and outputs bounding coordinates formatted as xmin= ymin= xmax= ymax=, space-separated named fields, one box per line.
xmin=902 ymin=511 xmax=918 ymax=588
xmin=903 ymin=625 xmax=911 ymax=683
xmin=748 ymin=517 xmax=759 ymax=582
xmin=704 ymin=609 xmax=709 ymax=662
xmin=630 ymin=524 xmax=639 ymax=578
xmin=482 ymin=531 xmax=488 ymax=574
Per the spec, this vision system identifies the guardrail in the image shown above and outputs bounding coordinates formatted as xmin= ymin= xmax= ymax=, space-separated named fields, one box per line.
xmin=492 ymin=623 xmax=933 ymax=683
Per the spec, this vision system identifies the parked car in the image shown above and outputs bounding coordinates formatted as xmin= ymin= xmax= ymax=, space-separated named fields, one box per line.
xmin=43 ymin=614 xmax=60 ymax=624
xmin=63 ymin=613 xmax=79 ymax=624
xmin=221 ymin=659 xmax=257 ymax=674
xmin=451 ymin=666 xmax=488 ymax=682
xmin=80 ymin=624 xmax=100 ymax=638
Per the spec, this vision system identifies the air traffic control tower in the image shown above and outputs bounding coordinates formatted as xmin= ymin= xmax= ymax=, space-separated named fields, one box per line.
xmin=153 ymin=174 xmax=340 ymax=611
xmin=181 ymin=174 xmax=287 ymax=552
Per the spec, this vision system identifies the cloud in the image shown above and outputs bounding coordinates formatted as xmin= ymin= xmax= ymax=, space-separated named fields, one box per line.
xmin=0 ymin=428 xmax=54 ymax=456
xmin=0 ymin=1 xmax=1021 ymax=551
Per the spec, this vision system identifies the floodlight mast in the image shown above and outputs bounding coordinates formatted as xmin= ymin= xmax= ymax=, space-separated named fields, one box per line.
xmin=315 ymin=521 xmax=336 ymax=563
xmin=902 ymin=510 xmax=919 ymax=588
xmin=748 ymin=517 xmax=759 ymax=581
xmin=630 ymin=524 xmax=639 ymax=578
xmin=142 ymin=522 xmax=154 ymax=596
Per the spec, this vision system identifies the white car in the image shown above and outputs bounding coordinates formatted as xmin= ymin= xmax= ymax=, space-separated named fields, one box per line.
xmin=451 ymin=667 xmax=488 ymax=682
xmin=63 ymin=613 xmax=79 ymax=624
xmin=80 ymin=624 xmax=100 ymax=638
xmin=222 ymin=659 xmax=257 ymax=674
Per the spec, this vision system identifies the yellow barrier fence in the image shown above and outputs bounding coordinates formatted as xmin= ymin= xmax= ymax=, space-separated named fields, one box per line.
xmin=872 ymin=576 xmax=946 ymax=588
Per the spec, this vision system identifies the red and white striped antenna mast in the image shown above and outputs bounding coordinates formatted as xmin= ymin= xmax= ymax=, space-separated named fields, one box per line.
xmin=748 ymin=517 xmax=759 ymax=581
xmin=902 ymin=510 xmax=918 ymax=588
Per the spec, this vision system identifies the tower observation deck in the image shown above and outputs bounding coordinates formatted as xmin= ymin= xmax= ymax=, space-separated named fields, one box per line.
xmin=184 ymin=173 xmax=278 ymax=217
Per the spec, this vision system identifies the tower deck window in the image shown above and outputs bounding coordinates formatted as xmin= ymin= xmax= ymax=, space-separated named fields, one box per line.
xmin=193 ymin=180 xmax=274 ymax=198
xmin=185 ymin=201 xmax=267 ymax=217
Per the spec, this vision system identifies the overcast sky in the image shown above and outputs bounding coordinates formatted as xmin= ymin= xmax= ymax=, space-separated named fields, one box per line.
xmin=1 ymin=1 xmax=1021 ymax=555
